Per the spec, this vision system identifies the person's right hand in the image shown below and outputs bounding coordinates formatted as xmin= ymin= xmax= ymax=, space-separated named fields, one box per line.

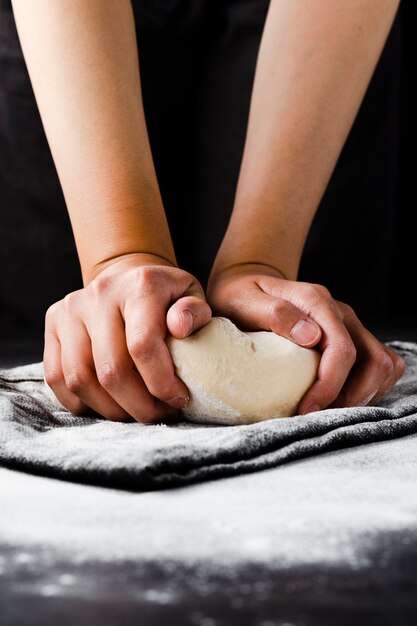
xmin=43 ymin=253 xmax=212 ymax=423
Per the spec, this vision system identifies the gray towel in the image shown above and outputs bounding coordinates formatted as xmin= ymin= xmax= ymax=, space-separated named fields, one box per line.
xmin=0 ymin=342 xmax=416 ymax=491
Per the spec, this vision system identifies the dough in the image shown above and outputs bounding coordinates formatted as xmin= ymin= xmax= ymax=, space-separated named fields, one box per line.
xmin=167 ymin=316 xmax=320 ymax=425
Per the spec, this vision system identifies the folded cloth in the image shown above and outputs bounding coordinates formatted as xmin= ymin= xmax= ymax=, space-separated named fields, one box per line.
xmin=0 ymin=342 xmax=416 ymax=491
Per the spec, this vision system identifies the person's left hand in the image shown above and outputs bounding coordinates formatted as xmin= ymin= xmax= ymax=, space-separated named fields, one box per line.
xmin=206 ymin=263 xmax=405 ymax=414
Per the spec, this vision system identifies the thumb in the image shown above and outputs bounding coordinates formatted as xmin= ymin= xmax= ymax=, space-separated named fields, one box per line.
xmin=233 ymin=288 xmax=322 ymax=348
xmin=288 ymin=315 xmax=322 ymax=347
xmin=166 ymin=294 xmax=212 ymax=339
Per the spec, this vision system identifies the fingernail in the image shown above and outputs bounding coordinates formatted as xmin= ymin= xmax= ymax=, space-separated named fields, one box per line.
xmin=290 ymin=319 xmax=320 ymax=346
xmin=301 ymin=403 xmax=322 ymax=415
xmin=181 ymin=310 xmax=194 ymax=338
xmin=168 ymin=394 xmax=190 ymax=409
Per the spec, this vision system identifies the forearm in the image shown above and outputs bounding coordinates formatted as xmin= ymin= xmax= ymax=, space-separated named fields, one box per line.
xmin=209 ymin=0 xmax=399 ymax=283
xmin=12 ymin=0 xmax=176 ymax=285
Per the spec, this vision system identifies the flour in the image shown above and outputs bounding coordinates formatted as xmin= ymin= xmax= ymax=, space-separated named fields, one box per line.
xmin=1 ymin=434 xmax=417 ymax=573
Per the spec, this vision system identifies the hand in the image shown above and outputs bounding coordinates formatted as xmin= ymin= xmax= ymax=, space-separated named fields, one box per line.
xmin=206 ymin=263 xmax=405 ymax=414
xmin=44 ymin=253 xmax=212 ymax=423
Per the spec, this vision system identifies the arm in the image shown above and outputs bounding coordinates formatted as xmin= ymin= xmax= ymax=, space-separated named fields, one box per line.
xmin=207 ymin=0 xmax=404 ymax=413
xmin=11 ymin=0 xmax=175 ymax=285
xmin=12 ymin=0 xmax=211 ymax=422
xmin=209 ymin=0 xmax=400 ymax=281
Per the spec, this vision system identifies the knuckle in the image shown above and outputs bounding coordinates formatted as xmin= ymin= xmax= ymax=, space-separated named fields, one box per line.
xmin=45 ymin=303 xmax=58 ymax=324
xmin=333 ymin=339 xmax=357 ymax=363
xmin=89 ymin=275 xmax=111 ymax=298
xmin=375 ymin=352 xmax=395 ymax=377
xmin=336 ymin=301 xmax=355 ymax=319
xmin=133 ymin=266 xmax=166 ymax=293
xmin=191 ymin=278 xmax=206 ymax=296
xmin=96 ymin=362 xmax=123 ymax=389
xmin=62 ymin=291 xmax=79 ymax=309
xmin=181 ymin=294 xmax=206 ymax=310
xmin=64 ymin=368 xmax=90 ymax=394
xmin=395 ymin=356 xmax=406 ymax=377
xmin=127 ymin=331 xmax=156 ymax=359
xmin=44 ymin=367 xmax=63 ymax=387
xmin=311 ymin=283 xmax=332 ymax=300
xmin=268 ymin=298 xmax=290 ymax=320
xmin=302 ymin=283 xmax=332 ymax=306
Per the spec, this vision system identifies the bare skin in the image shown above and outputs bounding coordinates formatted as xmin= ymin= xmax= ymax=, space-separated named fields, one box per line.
xmin=11 ymin=0 xmax=404 ymax=422
xmin=206 ymin=0 xmax=405 ymax=413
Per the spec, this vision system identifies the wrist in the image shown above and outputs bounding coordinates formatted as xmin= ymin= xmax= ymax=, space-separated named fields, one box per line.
xmin=209 ymin=221 xmax=300 ymax=288
xmin=207 ymin=260 xmax=288 ymax=293
xmin=85 ymin=251 xmax=178 ymax=285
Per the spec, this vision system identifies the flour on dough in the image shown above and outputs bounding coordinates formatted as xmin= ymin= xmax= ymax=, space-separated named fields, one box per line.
xmin=167 ymin=316 xmax=320 ymax=425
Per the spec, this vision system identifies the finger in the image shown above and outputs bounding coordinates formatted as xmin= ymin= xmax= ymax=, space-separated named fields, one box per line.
xmin=58 ymin=315 xmax=132 ymax=422
xmin=297 ymin=306 xmax=357 ymax=414
xmin=332 ymin=346 xmax=404 ymax=409
xmin=123 ymin=285 xmax=193 ymax=409
xmin=329 ymin=320 xmax=403 ymax=408
xmin=225 ymin=278 xmax=354 ymax=411
xmin=222 ymin=281 xmax=322 ymax=347
xmin=368 ymin=345 xmax=406 ymax=404
xmin=89 ymin=305 xmax=179 ymax=423
xmin=166 ymin=295 xmax=212 ymax=338
xmin=43 ymin=329 xmax=90 ymax=416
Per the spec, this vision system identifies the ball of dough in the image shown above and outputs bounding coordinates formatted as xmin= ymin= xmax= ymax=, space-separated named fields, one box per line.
xmin=167 ymin=316 xmax=320 ymax=425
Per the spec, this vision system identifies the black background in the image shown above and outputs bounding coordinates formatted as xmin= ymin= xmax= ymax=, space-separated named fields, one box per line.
xmin=0 ymin=0 xmax=415 ymax=365
xmin=393 ymin=0 xmax=415 ymax=332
